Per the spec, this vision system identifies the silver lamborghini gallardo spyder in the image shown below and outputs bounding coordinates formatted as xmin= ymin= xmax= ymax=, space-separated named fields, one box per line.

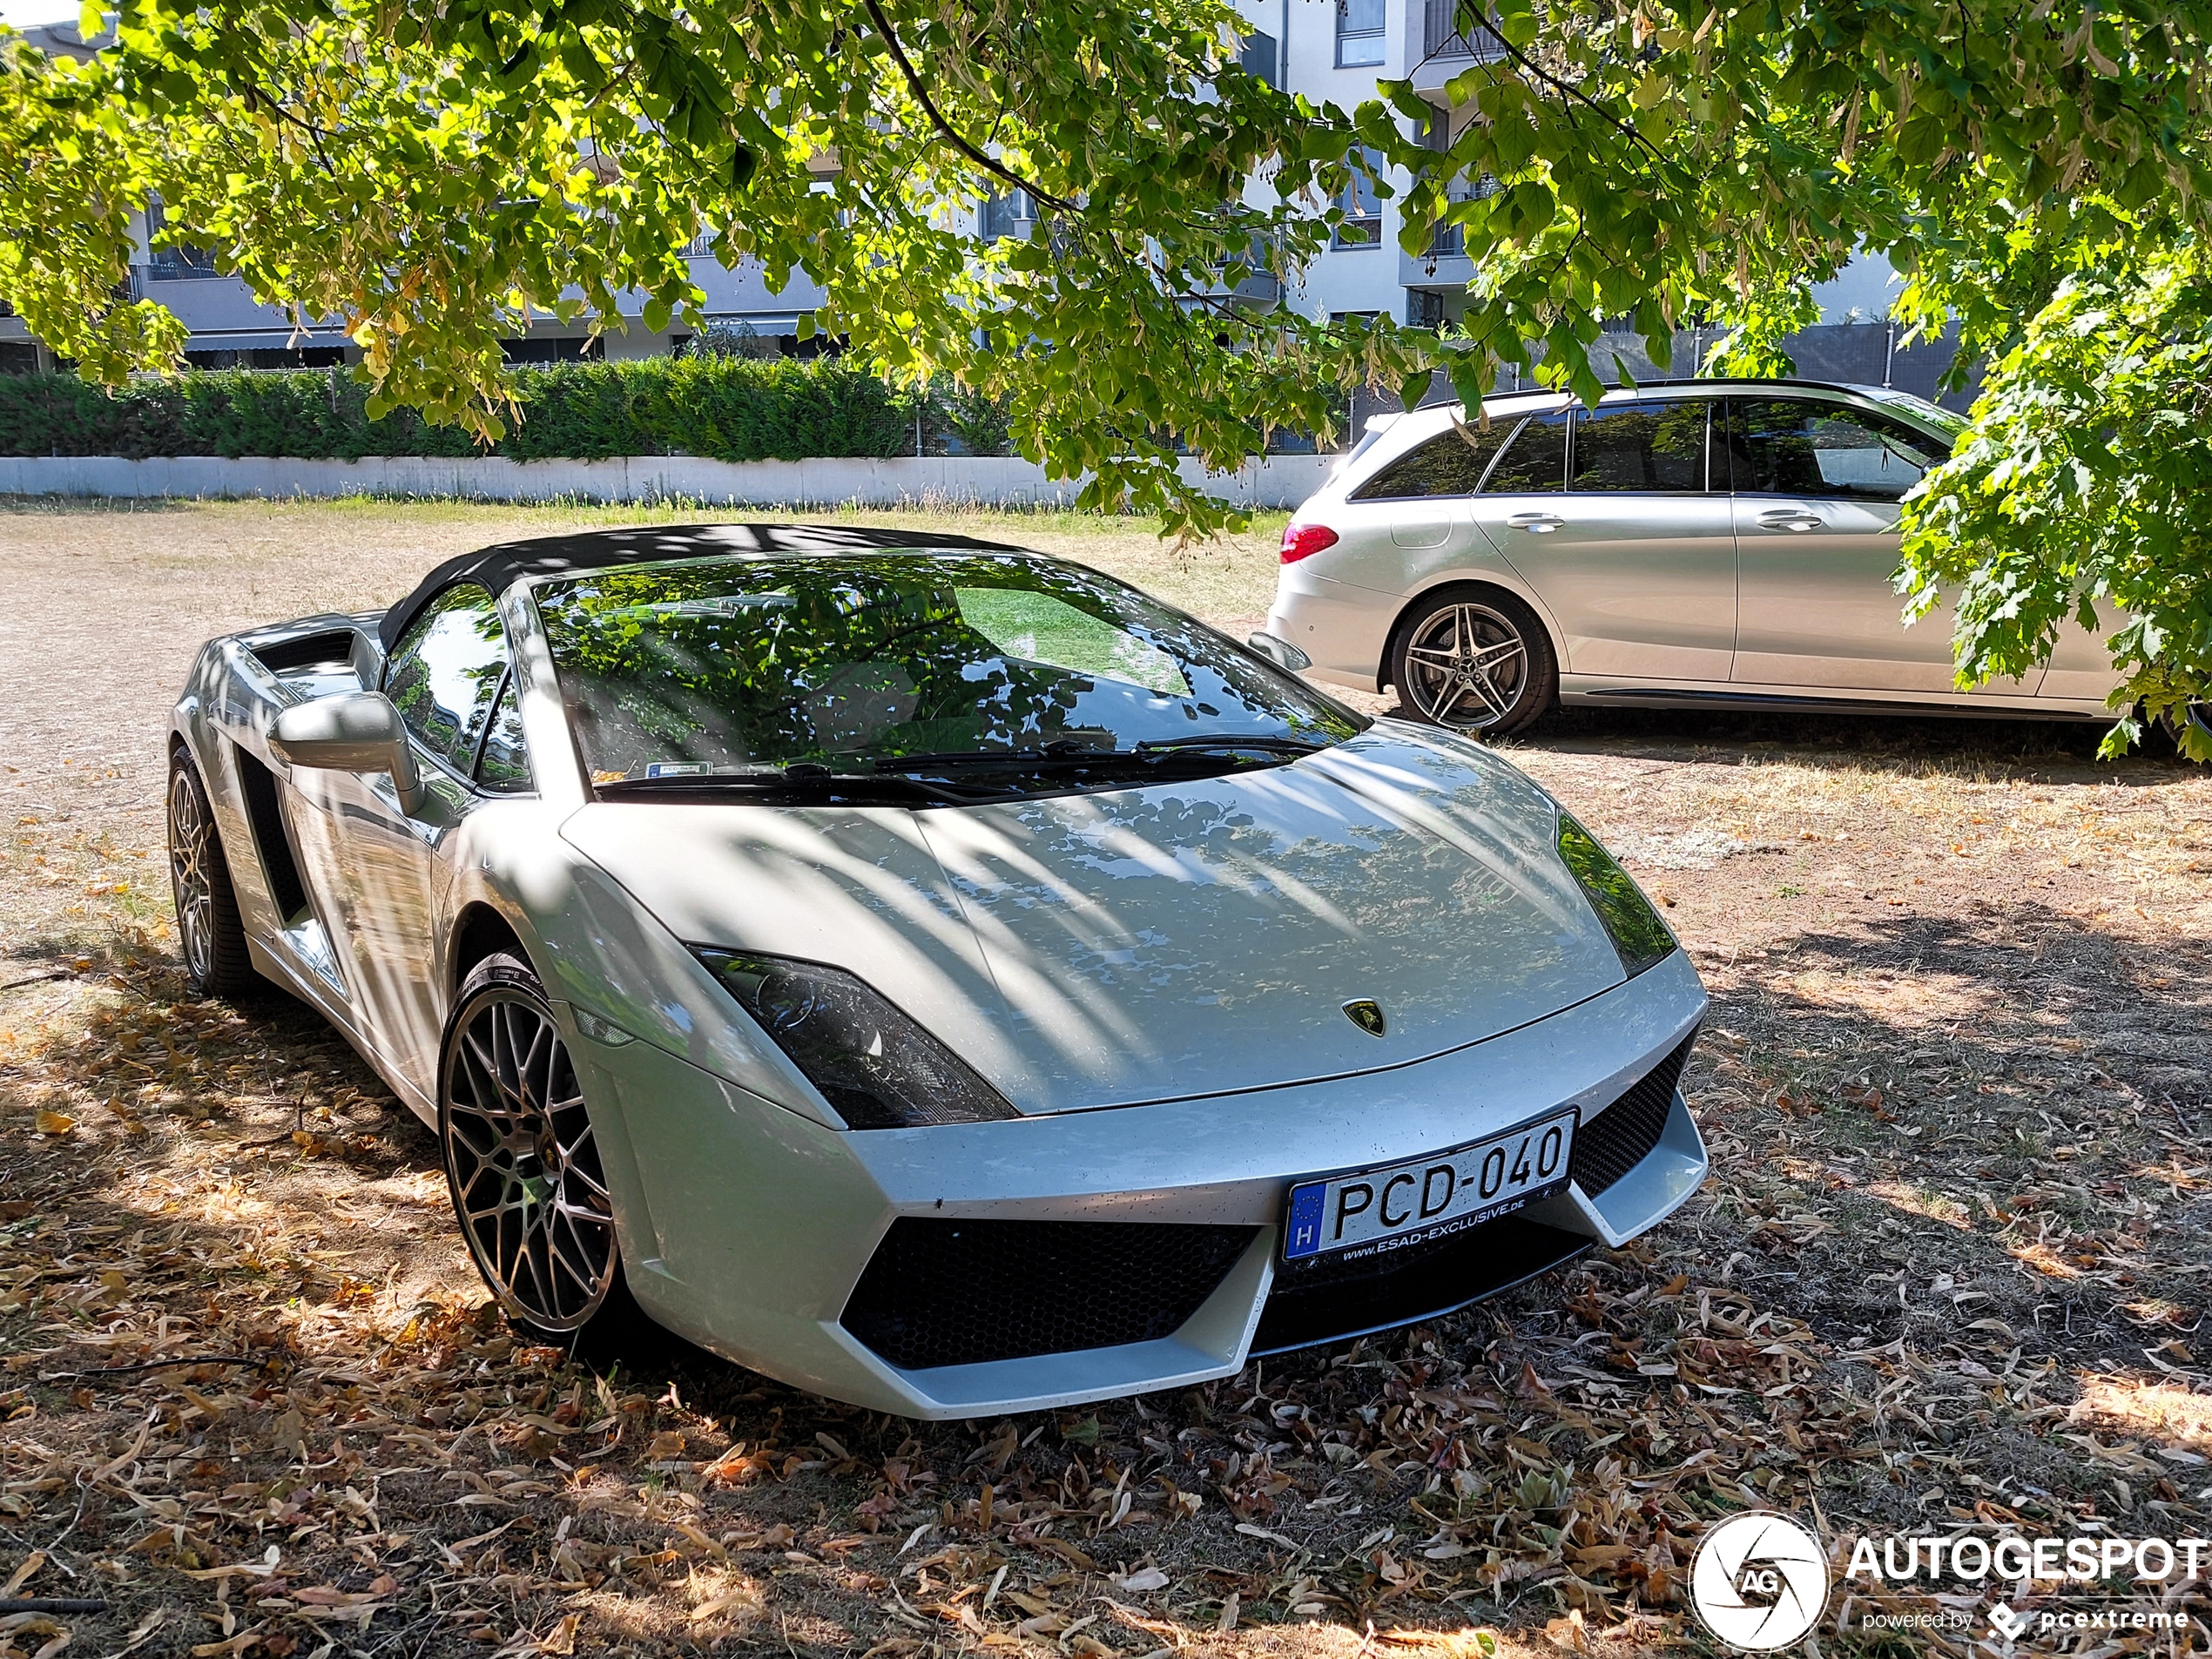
xmin=165 ymin=525 xmax=1709 ymax=1418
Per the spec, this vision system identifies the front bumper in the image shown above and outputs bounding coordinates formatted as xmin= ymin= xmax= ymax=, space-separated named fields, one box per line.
xmin=570 ymin=949 xmax=1708 ymax=1420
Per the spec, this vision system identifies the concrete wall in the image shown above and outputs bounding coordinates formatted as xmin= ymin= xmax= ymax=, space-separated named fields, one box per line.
xmin=0 ymin=452 xmax=1337 ymax=511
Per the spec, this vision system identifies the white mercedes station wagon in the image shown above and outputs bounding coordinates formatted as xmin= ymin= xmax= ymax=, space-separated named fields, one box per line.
xmin=1258 ymin=379 xmax=2119 ymax=734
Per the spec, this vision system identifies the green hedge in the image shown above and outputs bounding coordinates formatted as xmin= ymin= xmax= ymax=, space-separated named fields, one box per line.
xmin=0 ymin=356 xmax=927 ymax=462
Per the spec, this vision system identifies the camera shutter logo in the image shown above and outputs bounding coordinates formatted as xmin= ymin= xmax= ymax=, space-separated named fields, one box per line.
xmin=1689 ymin=1512 xmax=1831 ymax=1650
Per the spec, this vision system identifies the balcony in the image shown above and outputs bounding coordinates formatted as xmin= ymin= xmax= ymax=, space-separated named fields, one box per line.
xmin=1198 ymin=235 xmax=1284 ymax=307
xmin=1416 ymin=1 xmax=1507 ymax=96
xmin=1402 ymin=246 xmax=1474 ymax=292
xmin=1425 ymin=0 xmax=1475 ymax=57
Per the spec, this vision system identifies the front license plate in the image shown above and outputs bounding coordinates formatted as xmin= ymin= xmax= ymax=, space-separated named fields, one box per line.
xmin=1282 ymin=1109 xmax=1577 ymax=1264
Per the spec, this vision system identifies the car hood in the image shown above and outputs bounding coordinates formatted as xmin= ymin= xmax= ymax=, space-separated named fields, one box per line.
xmin=560 ymin=724 xmax=1629 ymax=1114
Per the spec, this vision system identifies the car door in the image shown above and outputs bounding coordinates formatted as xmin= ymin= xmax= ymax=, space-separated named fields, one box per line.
xmin=1723 ymin=396 xmax=2029 ymax=694
xmin=1472 ymin=398 xmax=1736 ymax=681
xmin=287 ymin=584 xmax=527 ymax=1095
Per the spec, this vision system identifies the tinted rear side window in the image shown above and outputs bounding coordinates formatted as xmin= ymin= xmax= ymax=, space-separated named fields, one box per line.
xmin=1349 ymin=423 xmax=1517 ymax=501
xmin=1569 ymin=401 xmax=1709 ymax=491
xmin=1480 ymin=410 xmax=1568 ymax=492
xmin=1723 ymin=399 xmax=1948 ymax=501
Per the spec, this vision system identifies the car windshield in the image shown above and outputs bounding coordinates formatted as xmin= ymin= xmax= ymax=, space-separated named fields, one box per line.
xmin=533 ymin=552 xmax=1366 ymax=792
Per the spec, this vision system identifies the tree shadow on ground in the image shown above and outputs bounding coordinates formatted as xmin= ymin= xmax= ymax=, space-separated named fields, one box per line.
xmin=1511 ymin=701 xmax=2207 ymax=790
xmin=3 ymin=887 xmax=2206 ymax=1656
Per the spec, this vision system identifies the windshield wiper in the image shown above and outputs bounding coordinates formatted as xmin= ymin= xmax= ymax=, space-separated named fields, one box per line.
xmin=595 ymin=766 xmax=983 ymax=806
xmin=867 ymin=739 xmax=1110 ymax=772
xmin=597 ymin=736 xmax=1330 ymax=806
xmin=868 ymin=736 xmax=1326 ymax=774
xmin=1134 ymin=735 xmax=1329 ymax=757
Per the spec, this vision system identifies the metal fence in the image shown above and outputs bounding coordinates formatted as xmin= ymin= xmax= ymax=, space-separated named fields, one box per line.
xmin=1347 ymin=320 xmax=1979 ymax=442
xmin=1425 ymin=0 xmax=1507 ymax=58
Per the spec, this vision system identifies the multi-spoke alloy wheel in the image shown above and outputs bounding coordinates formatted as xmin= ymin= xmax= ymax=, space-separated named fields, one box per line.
xmin=1393 ymin=590 xmax=1555 ymax=736
xmin=169 ymin=767 xmax=218 ymax=985
xmin=166 ymin=752 xmax=256 ymax=998
xmin=441 ymin=956 xmax=622 ymax=1335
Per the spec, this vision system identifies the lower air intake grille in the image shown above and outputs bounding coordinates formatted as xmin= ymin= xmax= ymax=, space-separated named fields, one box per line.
xmin=1255 ymin=1214 xmax=1590 ymax=1355
xmin=1568 ymin=1032 xmax=1696 ymax=1197
xmin=840 ymin=1218 xmax=1258 ymax=1372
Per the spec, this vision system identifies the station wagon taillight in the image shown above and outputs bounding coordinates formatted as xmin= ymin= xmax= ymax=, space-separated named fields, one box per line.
xmin=1280 ymin=522 xmax=1339 ymax=563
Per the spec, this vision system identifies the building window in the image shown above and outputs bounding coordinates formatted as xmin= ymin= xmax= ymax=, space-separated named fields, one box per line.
xmin=0 ymin=341 xmax=40 ymax=376
xmin=1408 ymin=291 xmax=1447 ymax=329
xmin=500 ymin=337 xmax=606 ymax=365
xmin=1332 ymin=149 xmax=1386 ymax=248
xmin=1337 ymin=0 xmax=1386 ymax=66
xmin=980 ymin=189 xmax=1037 ymax=243
xmin=1239 ymin=29 xmax=1278 ymax=84
xmin=183 ymin=347 xmax=347 ymax=371
xmin=145 ymin=202 xmax=222 ymax=280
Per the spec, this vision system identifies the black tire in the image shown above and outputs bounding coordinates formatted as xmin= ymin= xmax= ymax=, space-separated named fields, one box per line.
xmin=439 ymin=952 xmax=643 ymax=1350
xmin=2174 ymin=700 xmax=2212 ymax=759
xmin=1388 ymin=585 xmax=1557 ymax=737
xmin=167 ymin=750 xmax=260 ymax=1000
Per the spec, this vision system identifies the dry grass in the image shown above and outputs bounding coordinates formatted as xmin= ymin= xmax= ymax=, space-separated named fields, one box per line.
xmin=1 ymin=498 xmax=2209 ymax=1659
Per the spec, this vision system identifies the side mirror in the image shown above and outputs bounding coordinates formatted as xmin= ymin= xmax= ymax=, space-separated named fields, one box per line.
xmin=268 ymin=691 xmax=428 ymax=813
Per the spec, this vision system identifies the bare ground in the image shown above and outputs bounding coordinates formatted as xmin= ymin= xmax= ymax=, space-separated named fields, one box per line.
xmin=1 ymin=498 xmax=2208 ymax=1659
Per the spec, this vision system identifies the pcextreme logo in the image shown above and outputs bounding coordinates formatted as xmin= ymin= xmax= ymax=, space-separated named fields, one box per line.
xmin=1689 ymin=1511 xmax=1831 ymax=1650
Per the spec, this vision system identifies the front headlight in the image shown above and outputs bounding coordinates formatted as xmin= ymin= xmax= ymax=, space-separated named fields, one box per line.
xmin=695 ymin=949 xmax=1022 ymax=1129
xmin=1555 ymin=815 xmax=1677 ymax=978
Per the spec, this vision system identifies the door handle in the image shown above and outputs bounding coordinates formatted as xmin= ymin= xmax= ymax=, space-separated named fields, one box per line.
xmin=1757 ymin=509 xmax=1823 ymax=532
xmin=1507 ymin=511 xmax=1565 ymax=533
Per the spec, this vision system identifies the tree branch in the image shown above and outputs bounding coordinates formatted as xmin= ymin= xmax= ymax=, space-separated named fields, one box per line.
xmin=858 ymin=0 xmax=1077 ymax=217
xmin=1467 ymin=20 xmax=1674 ymax=173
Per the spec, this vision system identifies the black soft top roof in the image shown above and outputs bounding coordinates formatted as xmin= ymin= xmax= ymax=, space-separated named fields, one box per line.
xmin=376 ymin=522 xmax=1033 ymax=651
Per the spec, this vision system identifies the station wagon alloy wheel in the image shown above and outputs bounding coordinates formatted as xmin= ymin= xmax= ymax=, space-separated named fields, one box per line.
xmin=441 ymin=960 xmax=619 ymax=1333
xmin=1401 ymin=601 xmax=1534 ymax=730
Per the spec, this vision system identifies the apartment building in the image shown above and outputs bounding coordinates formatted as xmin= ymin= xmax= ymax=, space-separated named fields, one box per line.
xmin=1236 ymin=0 xmax=1922 ymax=395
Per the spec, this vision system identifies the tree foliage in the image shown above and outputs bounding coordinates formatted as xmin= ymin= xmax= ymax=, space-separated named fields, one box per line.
xmin=0 ymin=0 xmax=1409 ymax=535
xmin=2 ymin=0 xmax=2209 ymax=730
xmin=1898 ymin=243 xmax=2212 ymax=758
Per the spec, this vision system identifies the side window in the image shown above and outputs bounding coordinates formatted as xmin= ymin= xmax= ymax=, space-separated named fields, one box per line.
xmin=383 ymin=584 xmax=509 ymax=776
xmin=1724 ymin=399 xmax=1947 ymax=502
xmin=1479 ymin=410 xmax=1569 ymax=493
xmin=1569 ymin=401 xmax=1709 ymax=491
xmin=1349 ymin=422 xmax=1518 ymax=501
xmin=474 ymin=670 xmax=535 ymax=794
